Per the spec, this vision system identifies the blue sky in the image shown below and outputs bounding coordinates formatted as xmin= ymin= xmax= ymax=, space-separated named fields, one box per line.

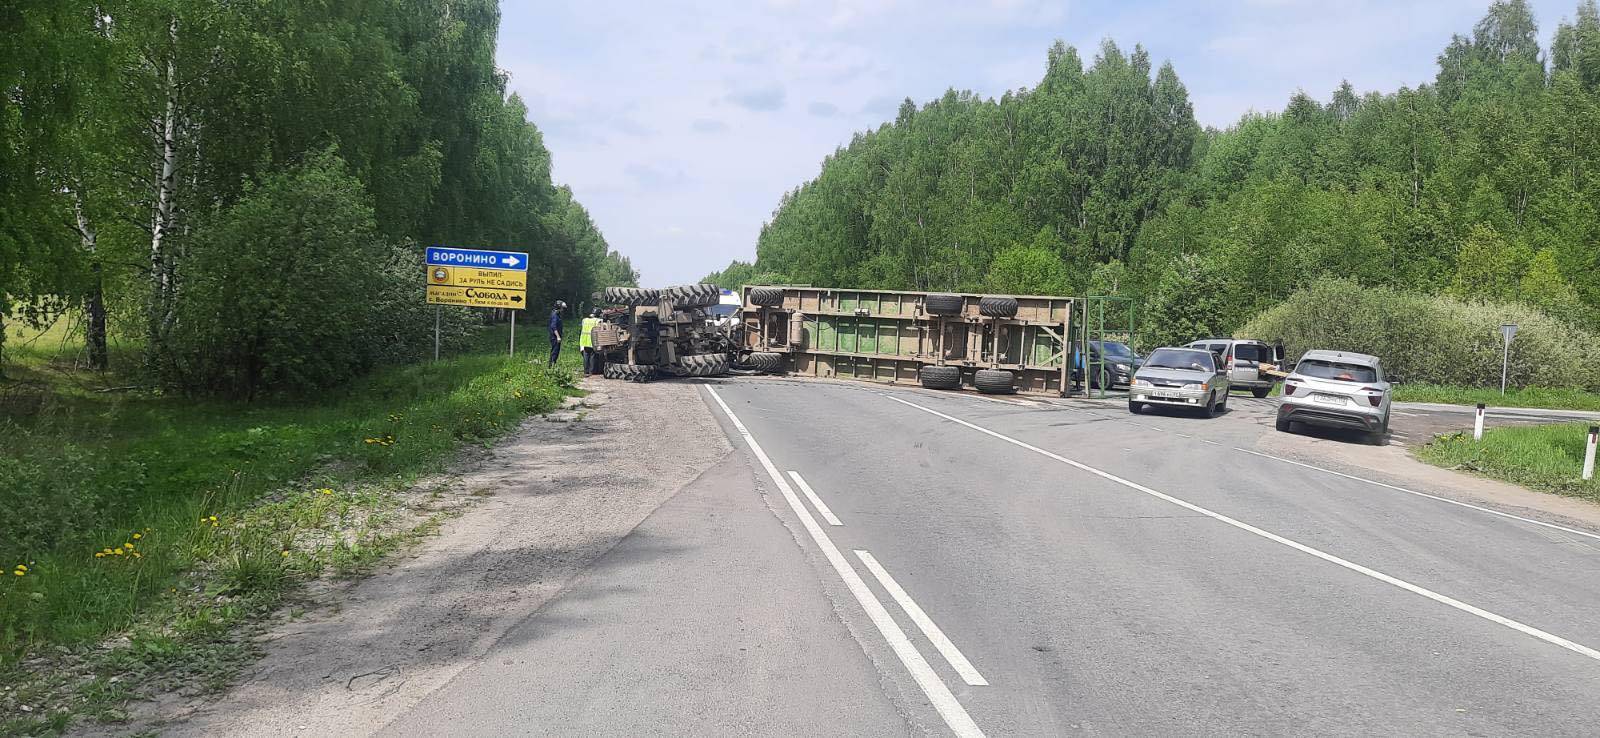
xmin=497 ymin=0 xmax=1577 ymax=287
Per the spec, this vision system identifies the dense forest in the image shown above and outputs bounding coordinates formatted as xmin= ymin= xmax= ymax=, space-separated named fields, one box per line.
xmin=1 ymin=0 xmax=635 ymax=394
xmin=706 ymin=0 xmax=1600 ymax=347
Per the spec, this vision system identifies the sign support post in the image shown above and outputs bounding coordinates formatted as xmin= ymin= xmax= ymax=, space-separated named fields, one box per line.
xmin=509 ymin=310 xmax=516 ymax=357
xmin=1499 ymin=323 xmax=1518 ymax=395
xmin=434 ymin=305 xmax=441 ymax=361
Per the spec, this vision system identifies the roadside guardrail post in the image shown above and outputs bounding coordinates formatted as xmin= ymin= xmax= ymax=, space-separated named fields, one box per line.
xmin=1584 ymin=426 xmax=1598 ymax=481
xmin=1473 ymin=403 xmax=1485 ymax=441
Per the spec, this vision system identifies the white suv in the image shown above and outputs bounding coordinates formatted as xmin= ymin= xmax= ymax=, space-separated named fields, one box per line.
xmin=1276 ymin=350 xmax=1391 ymax=444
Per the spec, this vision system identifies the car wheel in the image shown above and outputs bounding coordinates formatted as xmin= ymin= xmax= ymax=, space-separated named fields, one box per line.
xmin=1128 ymin=400 xmax=1142 ymax=415
xmin=1202 ymin=392 xmax=1218 ymax=418
xmin=1217 ymin=393 xmax=1228 ymax=413
xmin=1275 ymin=415 xmax=1291 ymax=432
xmin=1251 ymin=386 xmax=1271 ymax=399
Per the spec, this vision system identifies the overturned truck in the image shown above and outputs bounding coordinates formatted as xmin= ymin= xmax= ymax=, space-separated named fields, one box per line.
xmin=592 ymin=284 xmax=739 ymax=380
xmin=738 ymin=285 xmax=1087 ymax=397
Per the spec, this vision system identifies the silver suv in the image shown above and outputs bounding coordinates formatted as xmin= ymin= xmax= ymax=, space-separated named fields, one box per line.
xmin=1128 ymin=347 xmax=1231 ymax=418
xmin=1185 ymin=338 xmax=1279 ymax=397
xmin=1276 ymin=350 xmax=1391 ymax=443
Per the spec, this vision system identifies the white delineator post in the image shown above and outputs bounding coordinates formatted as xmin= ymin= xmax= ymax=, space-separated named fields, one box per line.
xmin=1474 ymin=403 xmax=1486 ymax=441
xmin=1584 ymin=426 xmax=1598 ymax=481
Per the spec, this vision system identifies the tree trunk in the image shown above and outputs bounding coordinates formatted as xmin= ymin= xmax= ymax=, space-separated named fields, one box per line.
xmin=149 ymin=17 xmax=180 ymax=355
xmin=72 ymin=189 xmax=110 ymax=370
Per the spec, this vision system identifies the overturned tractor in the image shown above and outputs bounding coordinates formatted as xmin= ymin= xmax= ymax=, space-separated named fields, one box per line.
xmin=591 ymin=284 xmax=742 ymax=381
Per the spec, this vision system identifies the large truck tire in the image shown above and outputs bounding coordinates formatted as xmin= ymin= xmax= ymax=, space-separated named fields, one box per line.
xmin=677 ymin=353 xmax=730 ymax=377
xmin=978 ymin=296 xmax=1019 ymax=318
xmin=665 ymin=284 xmax=719 ymax=308
xmin=974 ymin=368 xmax=1016 ymax=394
xmin=919 ymin=365 xmax=961 ymax=390
xmin=603 ymin=287 xmax=659 ymax=306
xmin=747 ymin=352 xmax=785 ymax=373
xmin=749 ymin=286 xmax=784 ymax=307
xmin=923 ymin=293 xmax=964 ymax=316
xmin=605 ymin=363 xmax=656 ymax=382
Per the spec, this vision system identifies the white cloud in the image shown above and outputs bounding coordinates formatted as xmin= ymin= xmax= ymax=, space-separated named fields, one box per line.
xmin=725 ymin=83 xmax=788 ymax=111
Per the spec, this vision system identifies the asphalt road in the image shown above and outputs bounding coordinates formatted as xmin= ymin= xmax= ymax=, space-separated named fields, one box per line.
xmin=390 ymin=377 xmax=1600 ymax=736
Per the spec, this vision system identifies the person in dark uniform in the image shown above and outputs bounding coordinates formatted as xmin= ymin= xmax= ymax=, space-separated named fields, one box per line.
xmin=548 ymin=300 xmax=566 ymax=367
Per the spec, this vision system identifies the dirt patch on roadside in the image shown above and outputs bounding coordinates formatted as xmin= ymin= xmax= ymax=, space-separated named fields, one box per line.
xmin=1255 ymin=428 xmax=1600 ymax=534
xmin=95 ymin=377 xmax=730 ymax=738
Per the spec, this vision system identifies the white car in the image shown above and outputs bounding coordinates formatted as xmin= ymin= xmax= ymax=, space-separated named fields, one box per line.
xmin=1276 ymin=350 xmax=1391 ymax=444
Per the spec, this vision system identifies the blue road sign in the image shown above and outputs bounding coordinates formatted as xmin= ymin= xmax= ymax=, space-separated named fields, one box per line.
xmin=425 ymin=246 xmax=529 ymax=271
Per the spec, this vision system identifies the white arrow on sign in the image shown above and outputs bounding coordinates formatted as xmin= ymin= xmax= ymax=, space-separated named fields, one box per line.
xmin=501 ymin=255 xmax=521 ymax=268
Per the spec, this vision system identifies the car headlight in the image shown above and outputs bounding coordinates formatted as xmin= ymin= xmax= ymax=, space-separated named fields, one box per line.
xmin=1131 ymin=378 xmax=1152 ymax=387
xmin=1115 ymin=363 xmax=1130 ymax=372
xmin=1182 ymin=382 xmax=1204 ymax=391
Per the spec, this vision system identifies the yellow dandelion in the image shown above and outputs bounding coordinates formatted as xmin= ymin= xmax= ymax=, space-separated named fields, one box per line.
xmin=132 ymin=533 xmax=143 ymax=540
xmin=124 ymin=542 xmax=135 ymax=549
xmin=281 ymin=550 xmax=291 ymax=557
xmin=95 ymin=552 xmax=106 ymax=558
xmin=11 ymin=571 xmax=21 ymax=577
xmin=15 ymin=564 xmax=26 ymax=572
xmin=208 ymin=515 xmax=217 ymax=522
xmin=102 ymin=548 xmax=113 ymax=555
xmin=131 ymin=551 xmax=142 ymax=559
xmin=113 ymin=548 xmax=124 ymax=555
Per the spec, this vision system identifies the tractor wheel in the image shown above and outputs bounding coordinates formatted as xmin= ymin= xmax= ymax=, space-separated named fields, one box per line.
xmin=974 ymin=369 xmax=1016 ymax=394
xmin=978 ymin=296 xmax=1019 ymax=318
xmin=665 ymin=284 xmax=719 ymax=308
xmin=610 ymin=363 xmax=655 ymax=382
xmin=918 ymin=365 xmax=961 ymax=390
xmin=1251 ymin=386 xmax=1271 ymax=398
xmin=749 ymin=286 xmax=784 ymax=307
xmin=923 ymin=293 xmax=964 ymax=316
xmin=747 ymin=352 xmax=785 ymax=373
xmin=603 ymin=287 xmax=659 ymax=306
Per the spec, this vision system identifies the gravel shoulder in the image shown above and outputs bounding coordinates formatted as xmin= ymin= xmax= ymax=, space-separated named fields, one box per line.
xmin=103 ymin=376 xmax=729 ymax=737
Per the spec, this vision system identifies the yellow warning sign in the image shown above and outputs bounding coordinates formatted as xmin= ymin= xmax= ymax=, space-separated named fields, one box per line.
xmin=426 ymin=285 xmax=526 ymax=309
xmin=426 ymin=266 xmax=527 ymax=290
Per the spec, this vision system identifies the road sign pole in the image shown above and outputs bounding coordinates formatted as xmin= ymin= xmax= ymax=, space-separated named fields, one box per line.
xmin=1474 ymin=403 xmax=1485 ymax=441
xmin=1501 ymin=338 xmax=1509 ymax=395
xmin=509 ymin=309 xmax=516 ymax=357
xmin=433 ymin=305 xmax=441 ymax=362
xmin=1499 ymin=323 xmax=1517 ymax=396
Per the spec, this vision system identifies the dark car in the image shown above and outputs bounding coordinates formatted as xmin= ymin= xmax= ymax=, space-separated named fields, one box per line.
xmin=1074 ymin=340 xmax=1143 ymax=388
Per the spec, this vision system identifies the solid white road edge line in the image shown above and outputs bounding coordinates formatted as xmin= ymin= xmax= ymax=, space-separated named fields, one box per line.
xmin=1230 ymin=447 xmax=1600 ymax=544
xmin=884 ymin=394 xmax=1600 ymax=664
xmin=704 ymin=387 xmax=985 ymax=738
xmin=854 ymin=550 xmax=989 ymax=687
xmin=787 ymin=470 xmax=844 ymax=527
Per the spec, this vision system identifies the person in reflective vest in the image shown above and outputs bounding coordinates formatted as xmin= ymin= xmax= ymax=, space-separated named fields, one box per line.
xmin=580 ymin=309 xmax=602 ymax=375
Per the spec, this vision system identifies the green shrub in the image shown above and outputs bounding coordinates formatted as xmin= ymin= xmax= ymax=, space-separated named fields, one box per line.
xmin=161 ymin=149 xmax=477 ymax=397
xmin=1238 ymin=277 xmax=1600 ymax=389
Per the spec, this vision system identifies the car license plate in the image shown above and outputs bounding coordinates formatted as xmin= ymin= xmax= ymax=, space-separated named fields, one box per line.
xmin=1312 ymin=393 xmax=1344 ymax=405
xmin=1152 ymin=390 xmax=1182 ymax=399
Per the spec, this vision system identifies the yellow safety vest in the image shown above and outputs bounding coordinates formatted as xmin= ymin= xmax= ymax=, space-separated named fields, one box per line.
xmin=579 ymin=317 xmax=600 ymax=349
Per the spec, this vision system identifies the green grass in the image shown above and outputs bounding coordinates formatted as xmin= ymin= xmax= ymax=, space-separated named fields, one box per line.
xmin=1393 ymin=384 xmax=1600 ymax=411
xmin=0 ymin=315 xmax=579 ymax=731
xmin=1416 ymin=423 xmax=1600 ymax=501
